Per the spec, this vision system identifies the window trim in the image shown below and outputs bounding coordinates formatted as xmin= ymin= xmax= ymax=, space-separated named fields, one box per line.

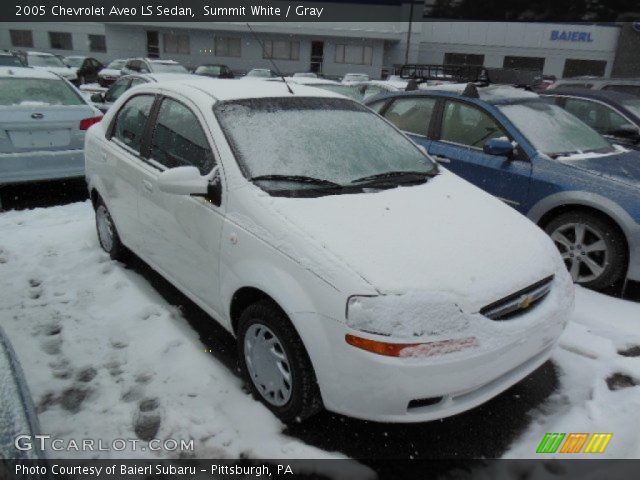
xmin=107 ymin=93 xmax=160 ymax=164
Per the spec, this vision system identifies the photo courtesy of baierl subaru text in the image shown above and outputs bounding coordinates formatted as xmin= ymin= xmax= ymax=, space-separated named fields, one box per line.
xmin=1 ymin=1 xmax=640 ymax=479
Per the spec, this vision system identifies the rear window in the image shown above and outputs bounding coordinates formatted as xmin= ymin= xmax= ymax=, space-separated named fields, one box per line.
xmin=0 ymin=78 xmax=85 ymax=106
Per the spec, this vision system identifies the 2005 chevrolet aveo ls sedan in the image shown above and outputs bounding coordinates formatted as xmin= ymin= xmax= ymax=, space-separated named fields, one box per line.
xmin=85 ymin=78 xmax=574 ymax=423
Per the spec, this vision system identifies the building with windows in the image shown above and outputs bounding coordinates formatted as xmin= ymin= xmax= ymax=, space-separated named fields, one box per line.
xmin=1 ymin=10 xmax=638 ymax=80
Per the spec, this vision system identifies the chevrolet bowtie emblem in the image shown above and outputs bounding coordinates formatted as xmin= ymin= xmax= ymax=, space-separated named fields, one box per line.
xmin=519 ymin=294 xmax=534 ymax=309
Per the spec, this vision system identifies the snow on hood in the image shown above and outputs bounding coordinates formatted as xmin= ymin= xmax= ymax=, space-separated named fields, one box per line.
xmin=260 ymin=171 xmax=559 ymax=313
xmin=560 ymin=148 xmax=640 ymax=188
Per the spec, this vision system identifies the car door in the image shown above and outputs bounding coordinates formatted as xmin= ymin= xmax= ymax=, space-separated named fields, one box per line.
xmin=379 ymin=96 xmax=438 ymax=152
xmin=429 ymin=99 xmax=532 ymax=209
xmin=136 ymin=94 xmax=224 ymax=314
xmin=101 ymin=94 xmax=156 ymax=252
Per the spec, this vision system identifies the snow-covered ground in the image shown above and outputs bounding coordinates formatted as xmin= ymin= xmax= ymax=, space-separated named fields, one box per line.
xmin=0 ymin=201 xmax=639 ymax=467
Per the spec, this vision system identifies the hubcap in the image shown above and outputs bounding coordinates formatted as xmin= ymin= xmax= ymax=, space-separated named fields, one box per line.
xmin=244 ymin=323 xmax=292 ymax=407
xmin=96 ymin=205 xmax=114 ymax=253
xmin=551 ymin=222 xmax=608 ymax=283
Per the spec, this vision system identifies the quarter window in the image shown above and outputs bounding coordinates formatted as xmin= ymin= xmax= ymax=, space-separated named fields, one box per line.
xmin=383 ymin=98 xmax=437 ymax=136
xmin=441 ymin=101 xmax=505 ymax=148
xmin=150 ymin=99 xmax=215 ymax=175
xmin=112 ymin=95 xmax=155 ymax=153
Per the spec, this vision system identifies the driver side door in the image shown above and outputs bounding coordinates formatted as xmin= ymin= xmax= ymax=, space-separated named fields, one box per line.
xmin=429 ymin=99 xmax=532 ymax=211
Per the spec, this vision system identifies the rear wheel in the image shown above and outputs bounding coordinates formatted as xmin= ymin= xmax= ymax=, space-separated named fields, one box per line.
xmin=95 ymin=199 xmax=127 ymax=261
xmin=237 ymin=300 xmax=322 ymax=423
xmin=545 ymin=211 xmax=627 ymax=290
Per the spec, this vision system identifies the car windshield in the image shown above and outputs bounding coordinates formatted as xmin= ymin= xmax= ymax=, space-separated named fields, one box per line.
xmin=621 ymin=98 xmax=640 ymax=118
xmin=0 ymin=78 xmax=84 ymax=106
xmin=247 ymin=69 xmax=272 ymax=77
xmin=107 ymin=60 xmax=125 ymax=69
xmin=65 ymin=57 xmax=85 ymax=67
xmin=499 ymin=100 xmax=613 ymax=157
xmin=27 ymin=55 xmax=66 ymax=68
xmin=0 ymin=55 xmax=23 ymax=66
xmin=310 ymin=84 xmax=364 ymax=102
xmin=151 ymin=62 xmax=188 ymax=73
xmin=196 ymin=65 xmax=222 ymax=75
xmin=215 ymin=97 xmax=437 ymax=194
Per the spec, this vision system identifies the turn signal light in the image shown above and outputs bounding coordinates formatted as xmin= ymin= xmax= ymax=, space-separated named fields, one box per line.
xmin=345 ymin=334 xmax=478 ymax=358
xmin=79 ymin=116 xmax=103 ymax=131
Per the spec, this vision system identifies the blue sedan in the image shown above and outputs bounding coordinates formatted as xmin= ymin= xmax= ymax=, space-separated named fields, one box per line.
xmin=365 ymin=85 xmax=640 ymax=290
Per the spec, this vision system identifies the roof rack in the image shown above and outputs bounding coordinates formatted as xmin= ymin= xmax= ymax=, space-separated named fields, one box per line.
xmin=399 ymin=64 xmax=543 ymax=89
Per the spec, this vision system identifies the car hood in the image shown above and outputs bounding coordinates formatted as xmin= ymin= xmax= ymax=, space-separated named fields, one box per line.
xmin=261 ymin=171 xmax=559 ymax=312
xmin=561 ymin=149 xmax=640 ymax=188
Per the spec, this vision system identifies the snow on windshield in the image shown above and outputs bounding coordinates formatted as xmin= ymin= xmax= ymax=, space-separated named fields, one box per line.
xmin=28 ymin=55 xmax=65 ymax=68
xmin=499 ymin=101 xmax=612 ymax=157
xmin=215 ymin=97 xmax=436 ymax=186
xmin=0 ymin=79 xmax=84 ymax=106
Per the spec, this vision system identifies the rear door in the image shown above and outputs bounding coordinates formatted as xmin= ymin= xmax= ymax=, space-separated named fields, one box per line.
xmin=379 ymin=96 xmax=438 ymax=152
xmin=429 ymin=99 xmax=532 ymax=209
xmin=101 ymin=94 xmax=156 ymax=252
xmin=136 ymin=94 xmax=224 ymax=314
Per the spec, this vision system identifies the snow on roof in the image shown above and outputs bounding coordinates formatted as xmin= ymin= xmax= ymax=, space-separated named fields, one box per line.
xmin=284 ymin=77 xmax=339 ymax=85
xmin=26 ymin=51 xmax=54 ymax=56
xmin=419 ymin=82 xmax=539 ymax=102
xmin=0 ymin=67 xmax=59 ymax=79
xmin=155 ymin=77 xmax=345 ymax=102
xmin=149 ymin=59 xmax=180 ymax=64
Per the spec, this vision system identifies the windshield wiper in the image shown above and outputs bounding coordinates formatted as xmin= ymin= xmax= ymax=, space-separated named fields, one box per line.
xmin=249 ymin=175 xmax=342 ymax=187
xmin=350 ymin=170 xmax=434 ymax=185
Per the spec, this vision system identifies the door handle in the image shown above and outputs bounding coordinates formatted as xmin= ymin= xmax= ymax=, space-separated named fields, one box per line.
xmin=433 ymin=155 xmax=451 ymax=164
xmin=142 ymin=180 xmax=153 ymax=192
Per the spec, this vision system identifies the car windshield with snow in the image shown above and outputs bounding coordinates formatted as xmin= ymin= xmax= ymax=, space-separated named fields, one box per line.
xmin=366 ymin=85 xmax=640 ymax=292
xmin=85 ymin=78 xmax=573 ymax=423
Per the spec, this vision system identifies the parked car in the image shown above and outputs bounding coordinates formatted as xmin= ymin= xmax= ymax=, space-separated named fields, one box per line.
xmin=24 ymin=51 xmax=78 ymax=83
xmin=541 ymin=89 xmax=640 ymax=149
xmin=121 ymin=58 xmax=188 ymax=75
xmin=548 ymin=77 xmax=640 ymax=96
xmin=0 ymin=50 xmax=25 ymax=67
xmin=85 ymin=77 xmax=573 ymax=423
xmin=341 ymin=73 xmax=370 ymax=85
xmin=0 ymin=326 xmax=43 ymax=460
xmin=365 ymin=85 xmax=640 ymax=290
xmin=292 ymin=72 xmax=318 ymax=78
xmin=98 ymin=59 xmax=126 ymax=87
xmin=358 ymin=79 xmax=408 ymax=101
xmin=194 ymin=64 xmax=235 ymax=79
xmin=271 ymin=76 xmax=364 ymax=102
xmin=64 ymin=56 xmax=104 ymax=84
xmin=243 ymin=68 xmax=279 ymax=79
xmin=90 ymin=73 xmax=194 ymax=113
xmin=0 ymin=67 xmax=102 ymax=185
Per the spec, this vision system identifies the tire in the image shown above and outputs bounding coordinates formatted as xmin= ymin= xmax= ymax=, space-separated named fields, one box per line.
xmin=545 ymin=211 xmax=627 ymax=290
xmin=237 ymin=300 xmax=322 ymax=423
xmin=94 ymin=199 xmax=127 ymax=261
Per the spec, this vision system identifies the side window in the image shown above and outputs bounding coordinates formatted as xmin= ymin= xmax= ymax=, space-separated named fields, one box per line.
xmin=128 ymin=60 xmax=140 ymax=72
xmin=441 ymin=101 xmax=506 ymax=148
xmin=564 ymin=98 xmax=628 ymax=135
xmin=129 ymin=78 xmax=146 ymax=88
xmin=150 ymin=98 xmax=215 ymax=175
xmin=602 ymin=84 xmax=640 ymax=96
xmin=104 ymin=78 xmax=131 ymax=102
xmin=139 ymin=61 xmax=150 ymax=73
xmin=112 ymin=95 xmax=155 ymax=153
xmin=382 ymin=97 xmax=437 ymax=136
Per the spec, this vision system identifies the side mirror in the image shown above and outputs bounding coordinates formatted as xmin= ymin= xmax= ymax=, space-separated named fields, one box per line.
xmin=483 ymin=138 xmax=515 ymax=158
xmin=158 ymin=166 xmax=208 ymax=196
xmin=90 ymin=93 xmax=104 ymax=103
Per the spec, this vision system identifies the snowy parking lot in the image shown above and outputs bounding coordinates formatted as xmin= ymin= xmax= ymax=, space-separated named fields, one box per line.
xmin=1 ymin=199 xmax=639 ymax=472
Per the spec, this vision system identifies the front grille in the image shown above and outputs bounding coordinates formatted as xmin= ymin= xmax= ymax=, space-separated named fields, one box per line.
xmin=480 ymin=275 xmax=554 ymax=321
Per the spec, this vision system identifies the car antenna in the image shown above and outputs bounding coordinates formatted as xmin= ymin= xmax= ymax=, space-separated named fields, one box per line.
xmin=246 ymin=23 xmax=294 ymax=94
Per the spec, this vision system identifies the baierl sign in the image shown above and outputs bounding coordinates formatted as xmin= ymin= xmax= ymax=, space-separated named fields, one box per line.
xmin=550 ymin=30 xmax=594 ymax=42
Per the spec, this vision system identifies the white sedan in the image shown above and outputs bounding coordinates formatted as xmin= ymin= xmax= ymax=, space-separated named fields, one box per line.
xmin=84 ymin=78 xmax=573 ymax=423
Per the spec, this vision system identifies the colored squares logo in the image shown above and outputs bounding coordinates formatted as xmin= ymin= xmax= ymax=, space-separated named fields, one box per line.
xmin=537 ymin=433 xmax=612 ymax=454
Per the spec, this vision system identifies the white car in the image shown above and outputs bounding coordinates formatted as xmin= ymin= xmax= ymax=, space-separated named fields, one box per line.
xmin=24 ymin=51 xmax=77 ymax=83
xmin=98 ymin=59 xmax=126 ymax=87
xmin=85 ymin=78 xmax=574 ymax=423
xmin=341 ymin=73 xmax=370 ymax=85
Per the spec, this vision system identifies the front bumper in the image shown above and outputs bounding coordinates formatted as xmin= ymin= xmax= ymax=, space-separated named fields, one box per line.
xmin=0 ymin=149 xmax=85 ymax=185
xmin=293 ymin=276 xmax=573 ymax=423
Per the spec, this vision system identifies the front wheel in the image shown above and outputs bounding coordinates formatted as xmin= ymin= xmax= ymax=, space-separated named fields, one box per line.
xmin=545 ymin=211 xmax=627 ymax=290
xmin=237 ymin=301 xmax=322 ymax=423
xmin=95 ymin=200 xmax=127 ymax=261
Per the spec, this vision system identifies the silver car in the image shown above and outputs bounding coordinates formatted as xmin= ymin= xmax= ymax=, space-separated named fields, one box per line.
xmin=0 ymin=67 xmax=102 ymax=185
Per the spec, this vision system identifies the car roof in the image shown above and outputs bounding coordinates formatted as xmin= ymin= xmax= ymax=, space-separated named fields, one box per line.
xmin=143 ymin=77 xmax=345 ymax=102
xmin=66 ymin=55 xmax=87 ymax=59
xmin=542 ymin=88 xmax=639 ymax=102
xmin=26 ymin=51 xmax=54 ymax=56
xmin=128 ymin=73 xmax=195 ymax=82
xmin=0 ymin=66 xmax=59 ymax=79
xmin=369 ymin=83 xmax=539 ymax=105
xmin=283 ymin=77 xmax=339 ymax=85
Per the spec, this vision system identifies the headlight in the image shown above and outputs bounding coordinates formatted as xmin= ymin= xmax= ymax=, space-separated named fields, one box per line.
xmin=345 ymin=294 xmax=478 ymax=357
